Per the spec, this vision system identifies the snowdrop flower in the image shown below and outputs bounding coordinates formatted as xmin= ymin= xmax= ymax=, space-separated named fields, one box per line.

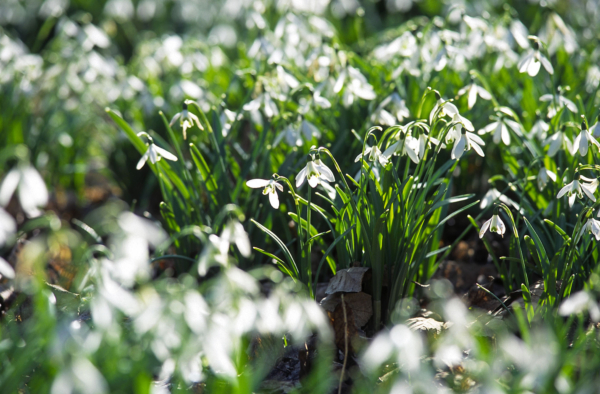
xmin=590 ymin=115 xmax=600 ymax=138
xmin=169 ymin=103 xmax=203 ymax=140
xmin=517 ymin=39 xmax=553 ymax=77
xmin=537 ymin=167 xmax=557 ymax=191
xmin=0 ymin=208 xmax=16 ymax=247
xmin=136 ymin=134 xmax=178 ymax=170
xmin=198 ymin=221 xmax=251 ymax=275
xmin=578 ymin=218 xmax=600 ymax=241
xmin=429 ymin=95 xmax=475 ymax=135
xmin=296 ymin=158 xmax=335 ymax=188
xmin=355 ymin=145 xmax=390 ymax=167
xmin=531 ymin=118 xmax=550 ymax=139
xmin=371 ymin=93 xmax=410 ymax=126
xmin=246 ymin=178 xmax=284 ymax=209
xmin=275 ymin=65 xmax=299 ymax=95
xmin=334 ymin=66 xmax=376 ymax=108
xmin=243 ymin=92 xmax=279 ymax=118
xmin=0 ymin=164 xmax=48 ymax=218
xmin=275 ymin=119 xmax=321 ymax=147
xmin=382 ymin=132 xmax=421 ymax=164
xmin=457 ymin=80 xmax=492 ymax=109
xmin=220 ymin=108 xmax=237 ymax=137
xmin=573 ymin=122 xmax=600 ymax=156
xmin=540 ymin=89 xmax=578 ymax=118
xmin=479 ymin=210 xmax=506 ymax=238
xmin=557 ymin=174 xmax=596 ymax=207
xmin=544 ymin=128 xmax=573 ymax=157
xmin=451 ymin=126 xmax=485 ymax=160
xmin=478 ymin=115 xmax=522 ymax=145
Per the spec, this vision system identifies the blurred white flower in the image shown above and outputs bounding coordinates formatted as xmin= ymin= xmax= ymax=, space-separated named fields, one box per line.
xmin=246 ymin=178 xmax=284 ymax=209
xmin=136 ymin=140 xmax=178 ymax=170
xmin=478 ymin=116 xmax=522 ymax=145
xmin=573 ymin=122 xmax=600 ymax=156
xmin=479 ymin=213 xmax=506 ymax=238
xmin=591 ymin=116 xmax=600 ymax=138
xmin=334 ymin=66 xmax=376 ymax=108
xmin=0 ymin=164 xmax=48 ymax=218
xmin=518 ymin=47 xmax=553 ymax=77
xmin=243 ymin=92 xmax=279 ymax=118
xmin=296 ymin=159 xmax=335 ymax=188
xmin=457 ymin=81 xmax=491 ymax=109
xmin=169 ymin=103 xmax=203 ymax=140
xmin=544 ymin=128 xmax=573 ymax=157
xmin=371 ymin=92 xmax=410 ymax=126
xmin=0 ymin=208 xmax=16 ymax=246
xmin=198 ymin=221 xmax=251 ymax=275
xmin=531 ymin=118 xmax=550 ymax=139
xmin=557 ymin=174 xmax=596 ymax=207
xmin=559 ymin=291 xmax=600 ymax=321
xmin=540 ymin=90 xmax=578 ymax=118
xmin=0 ymin=257 xmax=15 ymax=280
xmin=537 ymin=167 xmax=557 ymax=191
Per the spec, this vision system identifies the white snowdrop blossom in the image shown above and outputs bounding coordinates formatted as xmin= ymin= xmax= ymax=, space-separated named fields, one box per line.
xmin=540 ymin=91 xmax=578 ymax=118
xmin=557 ymin=174 xmax=596 ymax=207
xmin=334 ymin=66 xmax=376 ymax=108
xmin=382 ymin=133 xmax=421 ymax=164
xmin=296 ymin=159 xmax=335 ymax=188
xmin=198 ymin=221 xmax=251 ymax=276
xmin=136 ymin=138 xmax=178 ymax=170
xmin=0 ymin=208 xmax=16 ymax=247
xmin=0 ymin=164 xmax=48 ymax=218
xmin=275 ymin=65 xmax=299 ymax=95
xmin=246 ymin=179 xmax=284 ymax=209
xmin=517 ymin=46 xmax=553 ymax=77
xmin=274 ymin=119 xmax=321 ymax=147
xmin=537 ymin=167 xmax=557 ymax=191
xmin=457 ymin=82 xmax=492 ymax=109
xmin=479 ymin=213 xmax=506 ymax=238
xmin=451 ymin=127 xmax=485 ymax=160
xmin=544 ymin=129 xmax=573 ymax=157
xmin=355 ymin=145 xmax=390 ymax=167
xmin=478 ymin=116 xmax=522 ymax=145
xmin=531 ymin=118 xmax=550 ymax=139
xmin=371 ymin=92 xmax=410 ymax=126
xmin=573 ymin=122 xmax=600 ymax=156
xmin=243 ymin=92 xmax=279 ymax=118
xmin=579 ymin=218 xmax=600 ymax=241
xmin=169 ymin=103 xmax=203 ymax=140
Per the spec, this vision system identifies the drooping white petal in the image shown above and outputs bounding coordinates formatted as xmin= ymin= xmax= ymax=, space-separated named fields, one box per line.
xmin=0 ymin=168 xmax=20 ymax=207
xmin=154 ymin=146 xmax=178 ymax=162
xmin=477 ymin=86 xmax=492 ymax=100
xmin=246 ymin=179 xmax=270 ymax=189
xmin=451 ymin=135 xmax=466 ymax=160
xmin=527 ymin=58 xmax=541 ymax=76
xmin=136 ymin=150 xmax=149 ymax=170
xmin=315 ymin=160 xmax=335 ymax=182
xmin=268 ymin=189 xmax=279 ymax=209
xmin=540 ymin=56 xmax=554 ymax=74
xmin=479 ymin=218 xmax=492 ymax=238
xmin=467 ymin=85 xmax=477 ymax=109
xmin=307 ymin=175 xmax=319 ymax=188
xmin=295 ymin=166 xmax=307 ymax=188
xmin=557 ymin=182 xmax=572 ymax=198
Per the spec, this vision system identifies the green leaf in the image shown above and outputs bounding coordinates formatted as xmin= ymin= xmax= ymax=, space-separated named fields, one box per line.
xmin=251 ymin=219 xmax=298 ymax=278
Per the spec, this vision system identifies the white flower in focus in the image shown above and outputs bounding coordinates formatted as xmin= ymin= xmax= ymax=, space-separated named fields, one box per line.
xmin=382 ymin=133 xmax=421 ymax=164
xmin=544 ymin=129 xmax=573 ymax=157
xmin=557 ymin=174 xmax=596 ymax=207
xmin=246 ymin=179 xmax=284 ymax=209
xmin=478 ymin=116 xmax=522 ymax=145
xmin=579 ymin=218 xmax=600 ymax=241
xmin=517 ymin=38 xmax=553 ymax=77
xmin=573 ymin=122 xmax=600 ymax=156
xmin=457 ymin=82 xmax=492 ymax=109
xmin=136 ymin=138 xmax=178 ymax=170
xmin=451 ymin=128 xmax=485 ymax=160
xmin=479 ymin=213 xmax=506 ymax=238
xmin=169 ymin=103 xmax=203 ymax=140
xmin=355 ymin=145 xmax=390 ymax=167
xmin=0 ymin=164 xmax=48 ymax=218
xmin=296 ymin=159 xmax=335 ymax=188
xmin=537 ymin=167 xmax=557 ymax=191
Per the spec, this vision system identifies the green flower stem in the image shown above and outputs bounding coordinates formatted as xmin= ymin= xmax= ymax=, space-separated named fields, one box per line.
xmin=499 ymin=203 xmax=530 ymax=289
xmin=187 ymin=100 xmax=228 ymax=178
xmin=306 ymin=185 xmax=313 ymax=297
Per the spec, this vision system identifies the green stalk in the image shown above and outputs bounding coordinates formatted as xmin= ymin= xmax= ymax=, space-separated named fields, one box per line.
xmin=306 ymin=186 xmax=313 ymax=297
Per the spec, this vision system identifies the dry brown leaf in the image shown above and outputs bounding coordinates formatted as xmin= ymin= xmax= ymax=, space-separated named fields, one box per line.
xmin=320 ymin=292 xmax=372 ymax=328
xmin=325 ymin=267 xmax=370 ymax=295
xmin=406 ymin=317 xmax=450 ymax=335
xmin=328 ymin=301 xmax=357 ymax=354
